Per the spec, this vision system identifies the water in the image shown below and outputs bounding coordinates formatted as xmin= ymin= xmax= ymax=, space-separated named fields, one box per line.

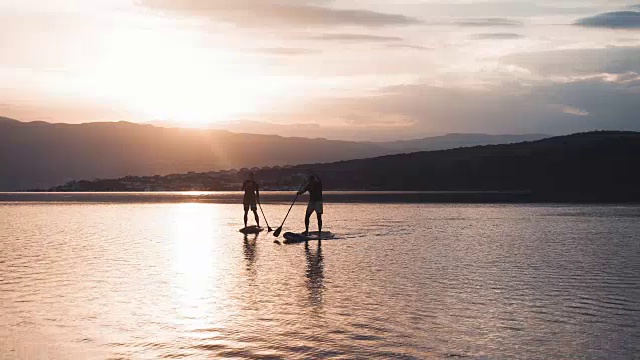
xmin=1 ymin=195 xmax=639 ymax=359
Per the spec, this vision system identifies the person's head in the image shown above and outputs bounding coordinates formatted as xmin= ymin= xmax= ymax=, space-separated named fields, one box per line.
xmin=249 ymin=172 xmax=255 ymax=181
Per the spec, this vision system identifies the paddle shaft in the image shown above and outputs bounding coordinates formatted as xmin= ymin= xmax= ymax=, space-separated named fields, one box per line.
xmin=274 ymin=182 xmax=307 ymax=237
xmin=279 ymin=193 xmax=299 ymax=227
xmin=257 ymin=200 xmax=272 ymax=231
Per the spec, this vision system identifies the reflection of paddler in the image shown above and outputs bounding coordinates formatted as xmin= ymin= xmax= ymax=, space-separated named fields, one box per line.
xmin=305 ymin=241 xmax=324 ymax=306
xmin=297 ymin=174 xmax=323 ymax=236
xmin=241 ymin=173 xmax=260 ymax=228
xmin=243 ymin=234 xmax=258 ymax=271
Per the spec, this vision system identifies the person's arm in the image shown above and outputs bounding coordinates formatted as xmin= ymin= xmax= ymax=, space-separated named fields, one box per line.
xmin=241 ymin=181 xmax=246 ymax=191
xmin=255 ymin=182 xmax=260 ymax=199
xmin=297 ymin=182 xmax=310 ymax=196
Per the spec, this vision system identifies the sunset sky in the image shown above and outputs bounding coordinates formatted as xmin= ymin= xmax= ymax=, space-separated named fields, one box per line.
xmin=1 ymin=0 xmax=639 ymax=139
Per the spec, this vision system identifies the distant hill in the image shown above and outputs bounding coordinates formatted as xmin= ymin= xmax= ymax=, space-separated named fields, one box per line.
xmin=0 ymin=117 xmax=386 ymax=191
xmin=0 ymin=117 xmax=550 ymax=191
xmin=47 ymin=131 xmax=640 ymax=202
xmin=374 ymin=133 xmax=548 ymax=153
xmin=307 ymin=131 xmax=640 ymax=201
xmin=0 ymin=116 xmax=18 ymax=123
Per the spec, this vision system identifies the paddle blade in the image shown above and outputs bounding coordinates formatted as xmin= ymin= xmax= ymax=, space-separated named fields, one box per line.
xmin=273 ymin=226 xmax=283 ymax=237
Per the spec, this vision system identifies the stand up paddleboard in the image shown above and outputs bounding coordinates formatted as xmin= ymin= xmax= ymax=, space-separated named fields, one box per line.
xmin=239 ymin=225 xmax=264 ymax=234
xmin=283 ymin=231 xmax=334 ymax=244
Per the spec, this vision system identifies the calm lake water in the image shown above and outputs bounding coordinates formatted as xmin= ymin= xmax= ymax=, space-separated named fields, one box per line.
xmin=1 ymin=193 xmax=639 ymax=359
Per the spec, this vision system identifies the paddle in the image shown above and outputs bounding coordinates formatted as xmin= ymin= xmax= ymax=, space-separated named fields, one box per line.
xmin=273 ymin=182 xmax=307 ymax=238
xmin=257 ymin=198 xmax=273 ymax=232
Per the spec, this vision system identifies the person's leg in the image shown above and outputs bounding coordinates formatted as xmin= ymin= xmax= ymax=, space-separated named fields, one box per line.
xmin=252 ymin=205 xmax=260 ymax=227
xmin=243 ymin=205 xmax=249 ymax=227
xmin=304 ymin=201 xmax=315 ymax=235
xmin=316 ymin=202 xmax=323 ymax=234
xmin=304 ymin=210 xmax=312 ymax=236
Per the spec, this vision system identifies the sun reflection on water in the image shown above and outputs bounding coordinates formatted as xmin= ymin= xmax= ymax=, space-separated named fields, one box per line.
xmin=168 ymin=203 xmax=221 ymax=327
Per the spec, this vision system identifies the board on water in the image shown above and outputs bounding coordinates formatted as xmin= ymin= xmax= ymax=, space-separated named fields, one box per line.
xmin=283 ymin=231 xmax=334 ymax=244
xmin=239 ymin=225 xmax=264 ymax=234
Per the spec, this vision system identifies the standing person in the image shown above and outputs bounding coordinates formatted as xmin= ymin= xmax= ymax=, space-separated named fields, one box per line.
xmin=297 ymin=173 xmax=323 ymax=236
xmin=242 ymin=173 xmax=260 ymax=228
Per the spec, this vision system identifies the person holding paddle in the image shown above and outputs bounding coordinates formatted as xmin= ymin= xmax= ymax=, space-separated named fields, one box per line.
xmin=298 ymin=173 xmax=323 ymax=236
xmin=241 ymin=173 xmax=260 ymax=228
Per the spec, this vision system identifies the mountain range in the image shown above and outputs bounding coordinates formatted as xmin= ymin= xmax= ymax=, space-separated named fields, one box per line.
xmin=1 ymin=116 xmax=546 ymax=190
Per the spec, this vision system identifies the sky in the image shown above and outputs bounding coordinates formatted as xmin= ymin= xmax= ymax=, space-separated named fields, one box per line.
xmin=0 ymin=0 xmax=639 ymax=140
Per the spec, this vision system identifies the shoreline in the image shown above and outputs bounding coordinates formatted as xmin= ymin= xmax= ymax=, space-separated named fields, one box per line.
xmin=1 ymin=191 xmax=638 ymax=204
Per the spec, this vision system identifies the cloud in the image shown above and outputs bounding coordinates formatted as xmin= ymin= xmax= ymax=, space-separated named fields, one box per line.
xmin=503 ymin=47 xmax=640 ymax=76
xmin=142 ymin=0 xmax=422 ymax=28
xmin=575 ymin=11 xmax=640 ymax=29
xmin=416 ymin=2 xmax=594 ymax=18
xmin=559 ymin=106 xmax=590 ymax=116
xmin=253 ymin=48 xmax=319 ymax=55
xmin=615 ymin=72 xmax=640 ymax=83
xmin=267 ymin=76 xmax=640 ymax=135
xmin=308 ymin=33 xmax=402 ymax=42
xmin=472 ymin=33 xmax=523 ymax=40
xmin=530 ymin=78 xmax=639 ymax=129
xmin=386 ymin=44 xmax=432 ymax=51
xmin=456 ymin=18 xmax=522 ymax=27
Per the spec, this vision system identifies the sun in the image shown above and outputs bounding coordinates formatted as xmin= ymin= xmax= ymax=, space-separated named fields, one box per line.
xmin=76 ymin=26 xmax=289 ymax=126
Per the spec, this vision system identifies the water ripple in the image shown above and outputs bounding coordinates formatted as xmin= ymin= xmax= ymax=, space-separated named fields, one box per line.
xmin=1 ymin=202 xmax=639 ymax=359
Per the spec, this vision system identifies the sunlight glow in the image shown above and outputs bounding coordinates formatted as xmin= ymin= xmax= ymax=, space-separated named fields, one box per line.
xmin=74 ymin=27 xmax=294 ymax=126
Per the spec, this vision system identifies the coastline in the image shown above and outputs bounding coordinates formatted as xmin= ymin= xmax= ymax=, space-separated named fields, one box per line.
xmin=1 ymin=191 xmax=638 ymax=204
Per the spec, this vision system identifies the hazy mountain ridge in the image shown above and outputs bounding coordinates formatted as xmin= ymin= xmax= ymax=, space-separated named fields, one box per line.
xmin=145 ymin=119 xmax=431 ymax=141
xmin=145 ymin=119 xmax=548 ymax=143
xmin=2 ymin=117 xmax=547 ymax=190
xmin=0 ymin=118 xmax=384 ymax=190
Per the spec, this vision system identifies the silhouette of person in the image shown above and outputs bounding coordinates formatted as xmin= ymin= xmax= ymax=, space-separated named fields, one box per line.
xmin=305 ymin=241 xmax=324 ymax=307
xmin=297 ymin=173 xmax=323 ymax=236
xmin=241 ymin=172 xmax=260 ymax=228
